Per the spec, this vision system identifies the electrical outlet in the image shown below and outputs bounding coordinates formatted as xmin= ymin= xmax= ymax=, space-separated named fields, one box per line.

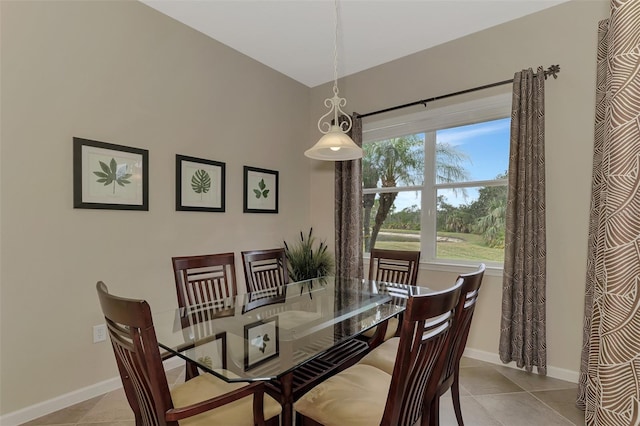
xmin=93 ymin=324 xmax=107 ymax=343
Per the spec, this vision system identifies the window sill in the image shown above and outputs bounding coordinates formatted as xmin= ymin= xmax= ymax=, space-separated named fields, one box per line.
xmin=417 ymin=261 xmax=503 ymax=278
xmin=363 ymin=255 xmax=503 ymax=278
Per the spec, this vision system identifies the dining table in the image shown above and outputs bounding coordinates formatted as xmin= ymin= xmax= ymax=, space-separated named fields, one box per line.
xmin=152 ymin=276 xmax=430 ymax=426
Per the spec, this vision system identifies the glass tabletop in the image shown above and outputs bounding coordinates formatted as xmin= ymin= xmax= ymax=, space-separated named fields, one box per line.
xmin=153 ymin=276 xmax=430 ymax=382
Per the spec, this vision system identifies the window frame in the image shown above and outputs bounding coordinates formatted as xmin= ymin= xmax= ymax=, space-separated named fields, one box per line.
xmin=362 ymin=93 xmax=511 ymax=272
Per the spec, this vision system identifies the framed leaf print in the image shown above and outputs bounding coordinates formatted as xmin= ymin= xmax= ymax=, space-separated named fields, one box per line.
xmin=244 ymin=317 xmax=279 ymax=370
xmin=243 ymin=166 xmax=278 ymax=213
xmin=73 ymin=137 xmax=148 ymax=210
xmin=176 ymin=155 xmax=225 ymax=212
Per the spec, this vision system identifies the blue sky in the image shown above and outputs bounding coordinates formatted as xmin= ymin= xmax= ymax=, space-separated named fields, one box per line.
xmin=438 ymin=117 xmax=510 ymax=182
xmin=392 ymin=117 xmax=510 ymax=210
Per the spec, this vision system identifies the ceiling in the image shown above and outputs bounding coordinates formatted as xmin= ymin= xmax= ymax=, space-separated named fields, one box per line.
xmin=140 ymin=0 xmax=568 ymax=88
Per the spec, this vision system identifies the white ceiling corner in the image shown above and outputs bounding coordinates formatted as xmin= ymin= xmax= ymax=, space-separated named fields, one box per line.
xmin=139 ymin=0 xmax=569 ymax=88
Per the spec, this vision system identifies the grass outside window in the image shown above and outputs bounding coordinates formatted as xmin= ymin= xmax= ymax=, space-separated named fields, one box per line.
xmin=374 ymin=230 xmax=504 ymax=263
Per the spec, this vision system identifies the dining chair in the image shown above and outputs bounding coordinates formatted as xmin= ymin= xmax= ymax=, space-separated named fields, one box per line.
xmin=357 ymin=264 xmax=486 ymax=426
xmin=172 ymin=252 xmax=238 ymax=380
xmin=241 ymin=248 xmax=289 ymax=293
xmin=95 ymin=281 xmax=281 ymax=426
xmin=362 ymin=248 xmax=421 ymax=346
xmin=429 ymin=263 xmax=485 ymax=426
xmin=172 ymin=252 xmax=238 ymax=308
xmin=294 ymin=278 xmax=463 ymax=426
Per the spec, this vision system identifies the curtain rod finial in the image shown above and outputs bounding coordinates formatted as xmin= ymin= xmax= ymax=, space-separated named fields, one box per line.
xmin=545 ymin=64 xmax=560 ymax=80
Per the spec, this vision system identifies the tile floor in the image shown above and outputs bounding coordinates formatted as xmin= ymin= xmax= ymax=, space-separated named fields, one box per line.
xmin=22 ymin=358 xmax=585 ymax=426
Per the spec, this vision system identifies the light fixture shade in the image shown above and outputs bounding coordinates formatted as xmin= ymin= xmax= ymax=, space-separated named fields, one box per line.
xmin=305 ymin=125 xmax=363 ymax=161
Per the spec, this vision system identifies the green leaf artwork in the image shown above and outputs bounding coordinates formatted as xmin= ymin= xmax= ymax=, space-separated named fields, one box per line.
xmin=250 ymin=333 xmax=270 ymax=353
xmin=253 ymin=178 xmax=270 ymax=199
xmin=93 ymin=158 xmax=132 ymax=194
xmin=191 ymin=169 xmax=211 ymax=199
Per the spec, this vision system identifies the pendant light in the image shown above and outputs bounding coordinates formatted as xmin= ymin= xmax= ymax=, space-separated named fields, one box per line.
xmin=304 ymin=0 xmax=362 ymax=161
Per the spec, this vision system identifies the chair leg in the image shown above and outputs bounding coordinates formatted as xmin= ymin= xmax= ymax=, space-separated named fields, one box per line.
xmin=393 ymin=313 xmax=404 ymax=337
xmin=420 ymin=407 xmax=430 ymax=426
xmin=184 ymin=361 xmax=199 ymax=381
xmin=451 ymin=370 xmax=464 ymax=426
xmin=367 ymin=320 xmax=389 ymax=349
xmin=428 ymin=396 xmax=440 ymax=426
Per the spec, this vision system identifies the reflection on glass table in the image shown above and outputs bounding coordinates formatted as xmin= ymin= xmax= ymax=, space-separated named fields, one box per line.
xmin=152 ymin=276 xmax=430 ymax=426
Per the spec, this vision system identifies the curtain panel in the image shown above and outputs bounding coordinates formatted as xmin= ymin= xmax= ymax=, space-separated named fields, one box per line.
xmin=334 ymin=115 xmax=363 ymax=339
xmin=498 ymin=67 xmax=547 ymax=375
xmin=578 ymin=2 xmax=640 ymax=423
xmin=334 ymin=114 xmax=363 ymax=280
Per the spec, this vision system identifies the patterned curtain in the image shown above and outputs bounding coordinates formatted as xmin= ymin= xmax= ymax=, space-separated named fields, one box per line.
xmin=334 ymin=114 xmax=363 ymax=280
xmin=578 ymin=2 xmax=640 ymax=423
xmin=334 ymin=115 xmax=363 ymax=340
xmin=498 ymin=67 xmax=547 ymax=375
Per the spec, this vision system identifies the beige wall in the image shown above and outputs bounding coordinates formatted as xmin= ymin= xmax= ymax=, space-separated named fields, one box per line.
xmin=310 ymin=0 xmax=609 ymax=375
xmin=0 ymin=0 xmax=312 ymax=415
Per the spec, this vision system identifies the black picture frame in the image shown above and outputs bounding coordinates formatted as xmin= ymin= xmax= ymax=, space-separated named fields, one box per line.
xmin=176 ymin=155 xmax=226 ymax=212
xmin=243 ymin=166 xmax=279 ymax=213
xmin=73 ymin=137 xmax=149 ymax=210
xmin=244 ymin=317 xmax=279 ymax=370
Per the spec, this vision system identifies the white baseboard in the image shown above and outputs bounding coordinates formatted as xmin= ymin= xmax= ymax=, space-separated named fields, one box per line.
xmin=463 ymin=347 xmax=579 ymax=383
xmin=0 ymin=357 xmax=183 ymax=426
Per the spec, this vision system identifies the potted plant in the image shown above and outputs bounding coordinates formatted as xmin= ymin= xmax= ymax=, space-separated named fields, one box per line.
xmin=284 ymin=228 xmax=334 ymax=281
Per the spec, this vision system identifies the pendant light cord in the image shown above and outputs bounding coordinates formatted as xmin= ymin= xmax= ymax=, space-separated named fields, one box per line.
xmin=316 ymin=0 xmax=352 ymax=135
xmin=332 ymin=0 xmax=339 ymax=97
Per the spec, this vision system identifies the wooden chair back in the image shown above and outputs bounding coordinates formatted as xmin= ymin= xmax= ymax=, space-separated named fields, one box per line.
xmin=96 ymin=281 xmax=175 ymax=425
xmin=172 ymin=253 xmax=237 ymax=380
xmin=242 ymin=248 xmax=289 ymax=293
xmin=172 ymin=252 xmax=238 ymax=309
xmin=365 ymin=249 xmax=420 ymax=345
xmin=382 ymin=278 xmax=463 ymax=426
xmin=442 ymin=263 xmax=486 ymax=388
xmin=428 ymin=264 xmax=486 ymax=425
xmin=97 ymin=282 xmax=271 ymax=426
xmin=369 ymin=248 xmax=420 ymax=285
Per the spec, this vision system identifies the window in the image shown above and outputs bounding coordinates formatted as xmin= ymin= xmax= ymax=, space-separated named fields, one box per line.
xmin=362 ymin=94 xmax=511 ymax=267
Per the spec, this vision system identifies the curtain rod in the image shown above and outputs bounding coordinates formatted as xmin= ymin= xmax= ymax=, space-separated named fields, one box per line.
xmin=356 ymin=64 xmax=560 ymax=119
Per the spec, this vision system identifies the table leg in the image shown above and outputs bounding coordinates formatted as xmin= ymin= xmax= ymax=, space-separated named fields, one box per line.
xmin=279 ymin=371 xmax=294 ymax=426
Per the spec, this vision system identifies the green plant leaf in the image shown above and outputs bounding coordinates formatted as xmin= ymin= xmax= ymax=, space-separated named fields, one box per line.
xmin=93 ymin=158 xmax=133 ymax=194
xmin=191 ymin=169 xmax=211 ymax=196
xmin=93 ymin=171 xmax=113 ymax=186
xmin=252 ymin=179 xmax=270 ymax=199
xmin=284 ymin=228 xmax=334 ymax=282
xmin=99 ymin=161 xmax=111 ymax=175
